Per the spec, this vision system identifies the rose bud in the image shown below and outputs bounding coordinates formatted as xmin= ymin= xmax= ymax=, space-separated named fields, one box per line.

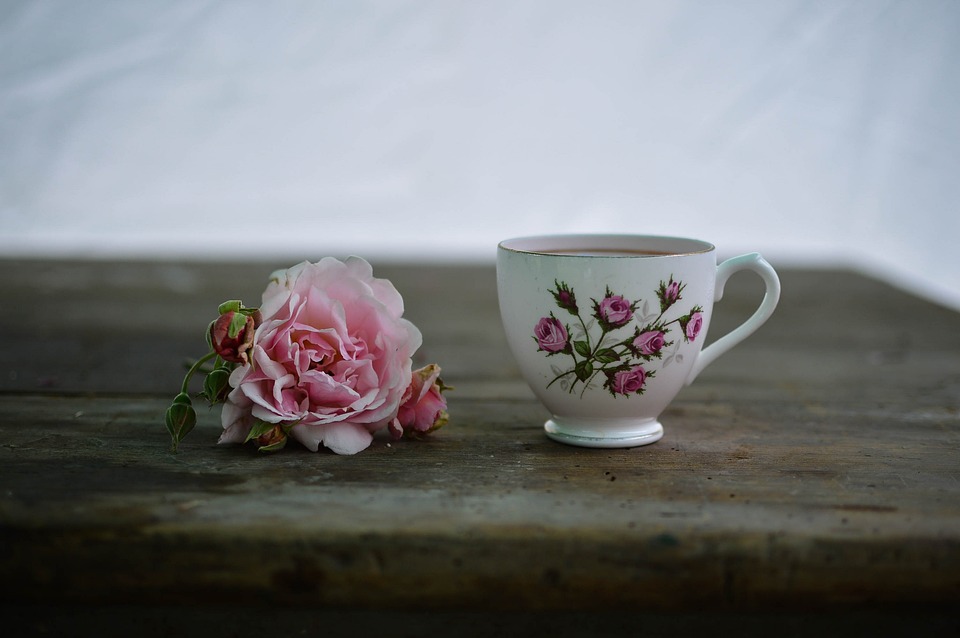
xmin=165 ymin=393 xmax=197 ymax=451
xmin=658 ymin=279 xmax=682 ymax=312
xmin=209 ymin=311 xmax=256 ymax=364
xmin=389 ymin=364 xmax=450 ymax=439
xmin=551 ymin=281 xmax=579 ymax=315
xmin=255 ymin=424 xmax=288 ymax=452
xmin=203 ymin=367 xmax=232 ymax=403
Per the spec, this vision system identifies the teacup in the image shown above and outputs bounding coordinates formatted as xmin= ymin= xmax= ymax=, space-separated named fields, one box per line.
xmin=497 ymin=234 xmax=780 ymax=448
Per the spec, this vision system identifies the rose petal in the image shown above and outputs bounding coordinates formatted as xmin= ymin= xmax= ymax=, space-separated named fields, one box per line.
xmin=289 ymin=422 xmax=373 ymax=455
xmin=218 ymin=412 xmax=251 ymax=444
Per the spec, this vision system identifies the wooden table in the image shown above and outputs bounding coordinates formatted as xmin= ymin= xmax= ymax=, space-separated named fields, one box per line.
xmin=1 ymin=259 xmax=958 ymax=636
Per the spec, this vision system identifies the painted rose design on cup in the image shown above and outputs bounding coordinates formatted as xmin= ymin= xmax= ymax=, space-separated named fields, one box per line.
xmin=534 ymin=278 xmax=703 ymax=399
xmin=497 ymin=235 xmax=780 ymax=448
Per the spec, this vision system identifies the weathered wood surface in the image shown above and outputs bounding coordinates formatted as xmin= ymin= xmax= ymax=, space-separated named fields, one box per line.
xmin=1 ymin=258 xmax=959 ymax=635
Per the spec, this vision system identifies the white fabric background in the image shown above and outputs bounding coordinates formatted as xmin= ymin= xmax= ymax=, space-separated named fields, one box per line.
xmin=1 ymin=1 xmax=958 ymax=306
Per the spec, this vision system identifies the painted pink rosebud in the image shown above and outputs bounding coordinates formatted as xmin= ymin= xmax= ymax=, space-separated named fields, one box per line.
xmin=210 ymin=311 xmax=258 ymax=364
xmin=634 ymin=330 xmax=665 ymax=355
xmin=597 ymin=295 xmax=633 ymax=327
xmin=612 ymin=365 xmax=647 ymax=395
xmin=389 ymin=364 xmax=449 ymax=439
xmin=665 ymin=281 xmax=680 ymax=303
xmin=534 ymin=316 xmax=569 ymax=353
xmin=685 ymin=311 xmax=704 ymax=341
xmin=658 ymin=278 xmax=682 ymax=312
xmin=551 ymin=281 xmax=579 ymax=315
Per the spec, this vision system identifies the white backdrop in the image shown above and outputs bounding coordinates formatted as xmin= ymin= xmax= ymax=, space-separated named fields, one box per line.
xmin=1 ymin=1 xmax=958 ymax=307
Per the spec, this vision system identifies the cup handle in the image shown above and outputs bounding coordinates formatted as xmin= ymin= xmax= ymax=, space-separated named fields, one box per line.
xmin=685 ymin=253 xmax=781 ymax=385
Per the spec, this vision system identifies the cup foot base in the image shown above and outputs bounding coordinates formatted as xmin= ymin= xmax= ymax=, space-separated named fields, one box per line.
xmin=544 ymin=418 xmax=663 ymax=449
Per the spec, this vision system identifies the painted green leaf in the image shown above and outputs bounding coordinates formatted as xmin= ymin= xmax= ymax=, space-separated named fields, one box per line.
xmin=595 ymin=348 xmax=620 ymax=363
xmin=575 ymin=360 xmax=593 ymax=382
xmin=574 ymin=340 xmax=591 ymax=358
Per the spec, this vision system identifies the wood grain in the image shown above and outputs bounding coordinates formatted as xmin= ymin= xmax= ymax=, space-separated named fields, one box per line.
xmin=1 ymin=259 xmax=959 ymax=634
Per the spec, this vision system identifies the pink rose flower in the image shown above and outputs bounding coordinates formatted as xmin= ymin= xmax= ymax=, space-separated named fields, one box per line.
xmin=534 ymin=316 xmax=568 ymax=353
xmin=219 ymin=257 xmax=422 ymax=455
xmin=598 ymin=295 xmax=633 ymax=326
xmin=685 ymin=311 xmax=704 ymax=341
xmin=612 ymin=365 xmax=647 ymax=395
xmin=634 ymin=330 xmax=665 ymax=355
xmin=388 ymin=364 xmax=449 ymax=439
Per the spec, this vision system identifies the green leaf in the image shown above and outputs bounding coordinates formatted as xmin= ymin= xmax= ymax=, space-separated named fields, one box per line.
xmin=595 ymin=348 xmax=620 ymax=363
xmin=227 ymin=312 xmax=248 ymax=338
xmin=203 ymin=368 xmax=231 ymax=404
xmin=165 ymin=402 xmax=197 ymax=449
xmin=575 ymin=360 xmax=593 ymax=382
xmin=258 ymin=437 xmax=288 ymax=453
xmin=218 ymin=300 xmax=242 ymax=314
xmin=574 ymin=340 xmax=592 ymax=358
xmin=244 ymin=419 xmax=276 ymax=444
xmin=172 ymin=392 xmax=192 ymax=406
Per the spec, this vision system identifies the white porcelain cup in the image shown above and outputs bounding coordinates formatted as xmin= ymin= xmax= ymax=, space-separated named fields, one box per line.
xmin=497 ymin=234 xmax=780 ymax=448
